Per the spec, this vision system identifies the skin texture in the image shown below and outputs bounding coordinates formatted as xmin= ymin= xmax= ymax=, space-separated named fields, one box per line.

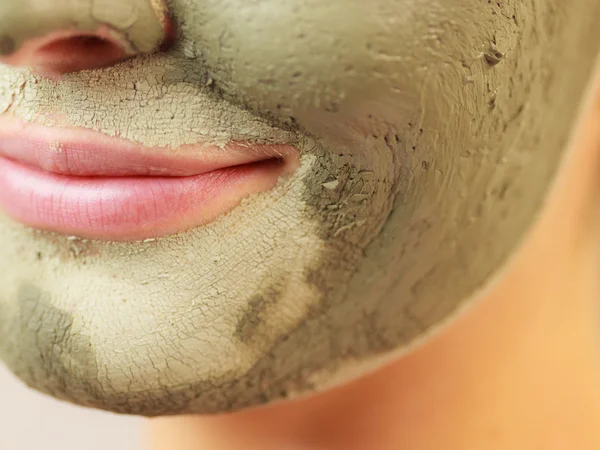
xmin=0 ymin=0 xmax=600 ymax=416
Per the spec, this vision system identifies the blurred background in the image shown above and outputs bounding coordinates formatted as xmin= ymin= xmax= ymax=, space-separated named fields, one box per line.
xmin=0 ymin=364 xmax=143 ymax=450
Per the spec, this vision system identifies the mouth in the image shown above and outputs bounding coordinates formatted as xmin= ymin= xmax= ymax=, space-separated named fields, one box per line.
xmin=0 ymin=120 xmax=300 ymax=241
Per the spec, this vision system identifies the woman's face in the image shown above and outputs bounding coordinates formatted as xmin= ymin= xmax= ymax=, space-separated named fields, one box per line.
xmin=0 ymin=0 xmax=598 ymax=416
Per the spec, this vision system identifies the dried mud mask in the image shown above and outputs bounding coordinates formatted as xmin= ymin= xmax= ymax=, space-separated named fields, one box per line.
xmin=0 ymin=0 xmax=599 ymax=416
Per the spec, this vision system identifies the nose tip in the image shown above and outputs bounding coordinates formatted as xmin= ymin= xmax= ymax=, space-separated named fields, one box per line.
xmin=0 ymin=0 xmax=173 ymax=77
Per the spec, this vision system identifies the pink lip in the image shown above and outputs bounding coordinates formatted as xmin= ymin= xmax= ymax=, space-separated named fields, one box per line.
xmin=0 ymin=121 xmax=299 ymax=241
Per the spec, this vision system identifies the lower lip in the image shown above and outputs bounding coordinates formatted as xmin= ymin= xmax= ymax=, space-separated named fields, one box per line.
xmin=0 ymin=156 xmax=293 ymax=241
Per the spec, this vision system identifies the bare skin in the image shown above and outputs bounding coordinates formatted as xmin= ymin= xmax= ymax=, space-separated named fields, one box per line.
xmin=149 ymin=68 xmax=600 ymax=449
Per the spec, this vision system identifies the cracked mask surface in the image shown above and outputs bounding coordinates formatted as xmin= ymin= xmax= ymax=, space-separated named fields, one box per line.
xmin=1 ymin=0 xmax=600 ymax=416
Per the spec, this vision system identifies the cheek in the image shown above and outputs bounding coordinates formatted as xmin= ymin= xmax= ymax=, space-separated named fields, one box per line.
xmin=170 ymin=0 xmax=453 ymax=174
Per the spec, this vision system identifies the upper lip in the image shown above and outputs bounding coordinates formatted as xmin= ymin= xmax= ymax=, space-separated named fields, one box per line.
xmin=0 ymin=120 xmax=295 ymax=177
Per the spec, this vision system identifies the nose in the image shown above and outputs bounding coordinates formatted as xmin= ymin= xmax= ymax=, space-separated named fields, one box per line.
xmin=0 ymin=0 xmax=173 ymax=76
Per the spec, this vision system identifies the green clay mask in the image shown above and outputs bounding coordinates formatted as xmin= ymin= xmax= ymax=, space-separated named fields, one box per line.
xmin=0 ymin=0 xmax=599 ymax=415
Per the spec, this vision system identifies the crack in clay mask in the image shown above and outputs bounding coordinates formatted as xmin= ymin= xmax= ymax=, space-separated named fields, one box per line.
xmin=0 ymin=0 xmax=600 ymax=415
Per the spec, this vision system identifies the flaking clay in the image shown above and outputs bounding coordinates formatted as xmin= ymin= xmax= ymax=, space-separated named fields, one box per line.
xmin=0 ymin=0 xmax=599 ymax=415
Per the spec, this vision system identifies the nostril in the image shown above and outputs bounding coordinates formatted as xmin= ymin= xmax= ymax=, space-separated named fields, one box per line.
xmin=39 ymin=35 xmax=118 ymax=56
xmin=0 ymin=29 xmax=131 ymax=77
xmin=35 ymin=34 xmax=127 ymax=74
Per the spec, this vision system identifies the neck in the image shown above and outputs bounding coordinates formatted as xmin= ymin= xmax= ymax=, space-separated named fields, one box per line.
xmin=148 ymin=233 xmax=600 ymax=450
